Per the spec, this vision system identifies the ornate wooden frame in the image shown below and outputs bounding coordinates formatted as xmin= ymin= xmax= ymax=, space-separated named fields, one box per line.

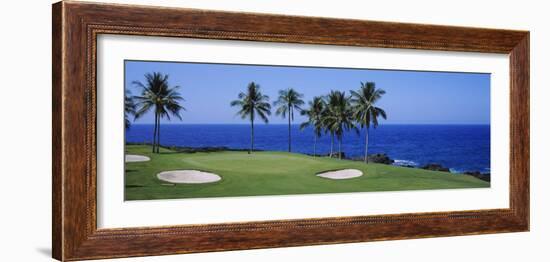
xmin=52 ymin=1 xmax=530 ymax=261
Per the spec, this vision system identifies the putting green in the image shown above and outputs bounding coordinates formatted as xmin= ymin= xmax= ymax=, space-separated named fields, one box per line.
xmin=125 ymin=145 xmax=489 ymax=200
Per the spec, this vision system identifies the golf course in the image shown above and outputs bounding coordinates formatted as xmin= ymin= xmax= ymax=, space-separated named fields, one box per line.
xmin=125 ymin=145 xmax=489 ymax=200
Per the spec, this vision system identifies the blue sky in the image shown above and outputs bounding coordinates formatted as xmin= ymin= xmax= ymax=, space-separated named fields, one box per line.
xmin=125 ymin=60 xmax=490 ymax=125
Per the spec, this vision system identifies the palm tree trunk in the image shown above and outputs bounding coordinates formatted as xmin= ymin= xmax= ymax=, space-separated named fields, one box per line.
xmin=364 ymin=128 xmax=369 ymax=163
xmin=288 ymin=106 xmax=291 ymax=152
xmin=313 ymin=134 xmax=317 ymax=157
xmin=152 ymin=113 xmax=158 ymax=153
xmin=156 ymin=116 xmax=161 ymax=153
xmin=338 ymin=136 xmax=342 ymax=160
xmin=330 ymin=133 xmax=334 ymax=157
xmin=249 ymin=117 xmax=254 ymax=154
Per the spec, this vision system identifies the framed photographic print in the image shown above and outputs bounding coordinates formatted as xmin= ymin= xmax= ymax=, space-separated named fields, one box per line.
xmin=52 ymin=1 xmax=529 ymax=261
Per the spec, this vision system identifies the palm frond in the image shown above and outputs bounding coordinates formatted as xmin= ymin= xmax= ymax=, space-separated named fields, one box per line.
xmin=230 ymin=82 xmax=271 ymax=123
xmin=132 ymin=72 xmax=185 ymax=122
xmin=350 ymin=82 xmax=387 ymax=129
xmin=273 ymin=88 xmax=305 ymax=118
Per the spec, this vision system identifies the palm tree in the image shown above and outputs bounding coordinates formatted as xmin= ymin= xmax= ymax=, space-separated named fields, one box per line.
xmin=323 ymin=90 xmax=357 ymax=159
xmin=124 ymin=90 xmax=136 ymax=129
xmin=350 ymin=82 xmax=387 ymax=163
xmin=321 ymin=96 xmax=336 ymax=157
xmin=273 ymin=88 xmax=305 ymax=152
xmin=133 ymin=72 xmax=185 ymax=153
xmin=300 ymin=96 xmax=325 ymax=157
xmin=230 ymin=82 xmax=271 ymax=154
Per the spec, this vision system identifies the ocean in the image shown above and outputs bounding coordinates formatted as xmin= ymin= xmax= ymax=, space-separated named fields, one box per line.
xmin=125 ymin=124 xmax=490 ymax=173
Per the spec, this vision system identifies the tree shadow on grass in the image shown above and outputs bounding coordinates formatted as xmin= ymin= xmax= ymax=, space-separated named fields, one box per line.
xmin=126 ymin=184 xmax=145 ymax=188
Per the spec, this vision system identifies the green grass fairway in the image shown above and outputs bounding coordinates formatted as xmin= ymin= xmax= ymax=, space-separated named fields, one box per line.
xmin=125 ymin=145 xmax=489 ymax=200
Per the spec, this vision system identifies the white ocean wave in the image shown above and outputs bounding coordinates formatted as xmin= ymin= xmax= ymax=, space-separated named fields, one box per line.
xmin=449 ymin=168 xmax=463 ymax=174
xmin=450 ymin=168 xmax=491 ymax=174
xmin=392 ymin=159 xmax=418 ymax=167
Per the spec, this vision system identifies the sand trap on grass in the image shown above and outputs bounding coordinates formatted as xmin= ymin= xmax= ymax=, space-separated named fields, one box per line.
xmin=125 ymin=154 xmax=151 ymax=163
xmin=157 ymin=170 xmax=221 ymax=184
xmin=317 ymin=169 xmax=363 ymax=180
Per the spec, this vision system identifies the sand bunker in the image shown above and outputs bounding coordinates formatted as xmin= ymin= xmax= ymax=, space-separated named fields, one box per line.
xmin=125 ymin=154 xmax=151 ymax=163
xmin=157 ymin=170 xmax=221 ymax=184
xmin=316 ymin=169 xmax=363 ymax=180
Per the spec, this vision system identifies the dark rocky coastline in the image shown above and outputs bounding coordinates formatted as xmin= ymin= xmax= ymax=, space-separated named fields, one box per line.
xmin=347 ymin=153 xmax=490 ymax=182
xmin=462 ymin=171 xmax=491 ymax=182
xmin=421 ymin=163 xmax=451 ymax=172
xmin=418 ymin=164 xmax=490 ymax=182
xmin=349 ymin=153 xmax=394 ymax=165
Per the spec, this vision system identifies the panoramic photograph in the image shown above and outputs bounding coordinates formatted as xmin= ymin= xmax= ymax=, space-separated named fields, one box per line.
xmin=123 ymin=60 xmax=491 ymax=201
